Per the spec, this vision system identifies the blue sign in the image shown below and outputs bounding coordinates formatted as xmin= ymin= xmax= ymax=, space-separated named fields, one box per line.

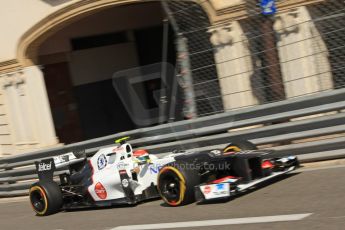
xmin=260 ymin=0 xmax=277 ymax=15
xmin=216 ymin=183 xmax=225 ymax=190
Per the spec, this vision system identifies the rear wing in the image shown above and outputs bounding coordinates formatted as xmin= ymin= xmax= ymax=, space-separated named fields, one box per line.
xmin=34 ymin=152 xmax=84 ymax=182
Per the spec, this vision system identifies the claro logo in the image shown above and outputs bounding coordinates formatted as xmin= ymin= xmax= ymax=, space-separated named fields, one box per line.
xmin=38 ymin=162 xmax=52 ymax=172
xmin=94 ymin=182 xmax=107 ymax=200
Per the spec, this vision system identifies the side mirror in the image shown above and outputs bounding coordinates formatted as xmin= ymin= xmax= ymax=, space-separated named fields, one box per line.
xmin=106 ymin=152 xmax=116 ymax=157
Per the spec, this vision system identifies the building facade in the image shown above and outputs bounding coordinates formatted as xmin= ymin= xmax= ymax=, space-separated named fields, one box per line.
xmin=0 ymin=0 xmax=342 ymax=156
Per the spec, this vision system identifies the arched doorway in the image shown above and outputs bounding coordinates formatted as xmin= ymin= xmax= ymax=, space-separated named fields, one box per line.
xmin=36 ymin=2 xmax=175 ymax=143
xmin=18 ymin=1 xmax=218 ymax=144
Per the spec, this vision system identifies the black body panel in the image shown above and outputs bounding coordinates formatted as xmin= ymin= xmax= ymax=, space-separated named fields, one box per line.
xmin=173 ymin=150 xmax=270 ymax=182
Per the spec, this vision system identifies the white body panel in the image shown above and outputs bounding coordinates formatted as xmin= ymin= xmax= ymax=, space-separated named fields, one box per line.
xmin=200 ymin=183 xmax=230 ymax=199
xmin=86 ymin=143 xmax=176 ymax=201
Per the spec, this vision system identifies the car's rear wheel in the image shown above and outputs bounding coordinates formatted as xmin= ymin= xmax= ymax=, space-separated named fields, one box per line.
xmin=158 ymin=164 xmax=200 ymax=206
xmin=29 ymin=181 xmax=63 ymax=216
xmin=223 ymin=140 xmax=257 ymax=153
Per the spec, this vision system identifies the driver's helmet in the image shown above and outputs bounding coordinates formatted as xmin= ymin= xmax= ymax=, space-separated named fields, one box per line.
xmin=133 ymin=149 xmax=150 ymax=163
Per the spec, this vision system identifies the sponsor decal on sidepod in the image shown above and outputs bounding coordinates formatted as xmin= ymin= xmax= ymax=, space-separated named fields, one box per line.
xmin=97 ymin=154 xmax=107 ymax=170
xmin=95 ymin=182 xmax=107 ymax=199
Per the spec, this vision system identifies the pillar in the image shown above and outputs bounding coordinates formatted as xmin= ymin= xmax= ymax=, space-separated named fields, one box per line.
xmin=0 ymin=66 xmax=59 ymax=155
xmin=209 ymin=22 xmax=258 ymax=111
xmin=273 ymin=6 xmax=333 ymax=98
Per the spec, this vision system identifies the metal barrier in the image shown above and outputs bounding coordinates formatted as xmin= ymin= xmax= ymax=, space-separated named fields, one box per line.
xmin=1 ymin=88 xmax=345 ymax=197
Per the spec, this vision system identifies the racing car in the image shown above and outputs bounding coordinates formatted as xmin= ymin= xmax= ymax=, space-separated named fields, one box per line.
xmin=29 ymin=137 xmax=298 ymax=215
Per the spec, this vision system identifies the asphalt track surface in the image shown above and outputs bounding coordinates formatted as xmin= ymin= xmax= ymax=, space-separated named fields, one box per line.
xmin=1 ymin=165 xmax=345 ymax=230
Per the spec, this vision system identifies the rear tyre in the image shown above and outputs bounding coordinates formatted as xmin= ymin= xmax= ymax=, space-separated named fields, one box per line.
xmin=158 ymin=164 xmax=200 ymax=206
xmin=223 ymin=140 xmax=257 ymax=153
xmin=29 ymin=181 xmax=63 ymax=216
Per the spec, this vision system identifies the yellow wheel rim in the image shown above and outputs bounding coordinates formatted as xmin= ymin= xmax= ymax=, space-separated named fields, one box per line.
xmin=29 ymin=186 xmax=48 ymax=215
xmin=224 ymin=145 xmax=242 ymax=153
xmin=158 ymin=166 xmax=186 ymax=206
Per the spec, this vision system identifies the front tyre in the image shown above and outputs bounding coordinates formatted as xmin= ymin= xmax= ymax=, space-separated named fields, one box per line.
xmin=29 ymin=182 xmax=63 ymax=216
xmin=158 ymin=164 xmax=200 ymax=206
xmin=223 ymin=140 xmax=257 ymax=153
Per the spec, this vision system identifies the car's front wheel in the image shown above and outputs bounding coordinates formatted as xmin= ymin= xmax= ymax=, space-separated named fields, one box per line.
xmin=158 ymin=164 xmax=200 ymax=206
xmin=223 ymin=140 xmax=257 ymax=153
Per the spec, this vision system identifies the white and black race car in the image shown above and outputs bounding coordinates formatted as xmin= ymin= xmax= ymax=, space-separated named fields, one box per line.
xmin=29 ymin=138 xmax=298 ymax=215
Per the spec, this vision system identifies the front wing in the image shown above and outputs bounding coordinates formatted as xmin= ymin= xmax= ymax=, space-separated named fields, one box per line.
xmin=195 ymin=156 xmax=298 ymax=202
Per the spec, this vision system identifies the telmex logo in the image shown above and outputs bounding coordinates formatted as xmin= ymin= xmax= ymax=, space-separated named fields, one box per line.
xmin=117 ymin=162 xmax=129 ymax=170
xmin=38 ymin=162 xmax=52 ymax=171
